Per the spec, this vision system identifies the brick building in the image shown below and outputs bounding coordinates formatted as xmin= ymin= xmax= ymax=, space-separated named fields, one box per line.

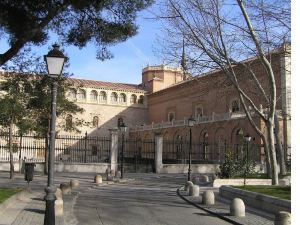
xmin=0 ymin=46 xmax=291 ymax=168
xmin=130 ymin=48 xmax=291 ymax=163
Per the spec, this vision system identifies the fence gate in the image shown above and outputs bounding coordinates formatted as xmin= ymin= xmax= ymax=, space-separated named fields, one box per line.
xmin=118 ymin=139 xmax=155 ymax=173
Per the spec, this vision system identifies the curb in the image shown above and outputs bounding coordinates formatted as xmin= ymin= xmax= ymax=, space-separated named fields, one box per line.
xmin=177 ymin=188 xmax=243 ymax=225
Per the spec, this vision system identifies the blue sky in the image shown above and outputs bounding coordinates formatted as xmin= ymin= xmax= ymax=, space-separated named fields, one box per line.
xmin=64 ymin=5 xmax=163 ymax=84
xmin=0 ymin=2 xmax=164 ymax=85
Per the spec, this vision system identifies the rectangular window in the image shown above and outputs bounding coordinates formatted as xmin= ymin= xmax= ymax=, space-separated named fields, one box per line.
xmin=195 ymin=106 xmax=203 ymax=119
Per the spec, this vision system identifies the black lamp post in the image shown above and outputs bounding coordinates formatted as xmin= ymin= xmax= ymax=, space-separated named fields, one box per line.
xmin=187 ymin=117 xmax=196 ymax=181
xmin=243 ymin=134 xmax=251 ymax=186
xmin=44 ymin=44 xmax=67 ymax=225
xmin=119 ymin=122 xmax=127 ymax=179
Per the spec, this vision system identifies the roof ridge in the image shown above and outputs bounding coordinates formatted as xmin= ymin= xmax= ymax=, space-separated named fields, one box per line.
xmin=67 ymin=77 xmax=146 ymax=92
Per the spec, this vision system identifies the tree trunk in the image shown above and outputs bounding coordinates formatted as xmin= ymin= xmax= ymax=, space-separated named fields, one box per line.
xmin=274 ymin=113 xmax=287 ymax=175
xmin=261 ymin=135 xmax=272 ymax=178
xmin=267 ymin=121 xmax=279 ymax=185
xmin=9 ymin=122 xmax=14 ymax=179
xmin=18 ymin=134 xmax=23 ymax=173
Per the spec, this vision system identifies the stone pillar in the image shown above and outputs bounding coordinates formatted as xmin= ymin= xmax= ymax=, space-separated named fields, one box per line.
xmin=230 ymin=198 xmax=245 ymax=217
xmin=274 ymin=211 xmax=291 ymax=225
xmin=155 ymin=133 xmax=163 ymax=173
xmin=202 ymin=190 xmax=215 ymax=205
xmin=189 ymin=185 xmax=200 ymax=197
xmin=109 ymin=128 xmax=119 ymax=172
xmin=184 ymin=181 xmax=193 ymax=191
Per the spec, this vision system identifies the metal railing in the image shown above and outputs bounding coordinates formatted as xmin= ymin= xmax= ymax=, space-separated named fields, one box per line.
xmin=0 ymin=132 xmax=110 ymax=163
xmin=132 ymin=112 xmax=248 ymax=132
xmin=118 ymin=139 xmax=155 ymax=172
xmin=119 ymin=139 xmax=155 ymax=163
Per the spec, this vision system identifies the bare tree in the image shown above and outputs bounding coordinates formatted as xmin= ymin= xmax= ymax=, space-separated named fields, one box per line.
xmin=155 ymin=0 xmax=290 ymax=184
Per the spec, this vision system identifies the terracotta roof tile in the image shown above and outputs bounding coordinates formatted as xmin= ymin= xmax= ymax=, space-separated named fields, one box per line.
xmin=67 ymin=77 xmax=146 ymax=92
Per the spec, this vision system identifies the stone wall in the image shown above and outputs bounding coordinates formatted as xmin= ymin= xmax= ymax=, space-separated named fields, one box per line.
xmin=58 ymin=102 xmax=148 ymax=137
xmin=220 ymin=185 xmax=291 ymax=215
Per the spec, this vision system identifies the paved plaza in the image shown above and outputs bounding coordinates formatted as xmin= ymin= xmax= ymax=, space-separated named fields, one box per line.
xmin=0 ymin=171 xmax=274 ymax=225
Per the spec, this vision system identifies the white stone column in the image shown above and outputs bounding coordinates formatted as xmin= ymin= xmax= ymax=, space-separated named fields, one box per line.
xmin=155 ymin=133 xmax=163 ymax=173
xmin=109 ymin=128 xmax=119 ymax=171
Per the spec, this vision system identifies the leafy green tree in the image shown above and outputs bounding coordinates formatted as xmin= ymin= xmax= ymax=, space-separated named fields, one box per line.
xmin=1 ymin=47 xmax=86 ymax=174
xmin=0 ymin=0 xmax=153 ymax=65
xmin=0 ymin=73 xmax=33 ymax=179
xmin=26 ymin=75 xmax=85 ymax=174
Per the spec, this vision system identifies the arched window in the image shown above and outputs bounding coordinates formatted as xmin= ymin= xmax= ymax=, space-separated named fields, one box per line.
xmin=138 ymin=95 xmax=144 ymax=104
xmin=130 ymin=94 xmax=137 ymax=104
xmin=168 ymin=112 xmax=175 ymax=122
xmin=117 ymin=117 xmax=123 ymax=127
xmin=236 ymin=128 xmax=244 ymax=142
xmin=111 ymin=92 xmax=118 ymax=102
xmin=77 ymin=89 xmax=86 ymax=100
xmin=119 ymin=93 xmax=126 ymax=103
xmin=68 ymin=89 xmax=76 ymax=100
xmin=231 ymin=99 xmax=240 ymax=112
xmin=92 ymin=116 xmax=99 ymax=127
xmin=90 ymin=90 xmax=98 ymax=102
xmin=99 ymin=91 xmax=107 ymax=101
xmin=66 ymin=114 xmax=73 ymax=128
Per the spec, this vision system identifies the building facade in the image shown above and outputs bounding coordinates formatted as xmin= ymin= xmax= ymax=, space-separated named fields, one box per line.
xmin=130 ymin=48 xmax=291 ymax=163
xmin=56 ymin=78 xmax=148 ymax=137
xmin=0 ymin=46 xmax=291 ymax=167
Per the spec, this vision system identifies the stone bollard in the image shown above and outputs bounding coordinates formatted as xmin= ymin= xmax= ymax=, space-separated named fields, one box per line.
xmin=274 ymin=211 xmax=291 ymax=225
xmin=201 ymin=175 xmax=209 ymax=182
xmin=55 ymin=188 xmax=62 ymax=200
xmin=60 ymin=183 xmax=71 ymax=195
xmin=55 ymin=198 xmax=64 ymax=216
xmin=192 ymin=177 xmax=200 ymax=185
xmin=202 ymin=190 xmax=215 ymax=205
xmin=94 ymin=174 xmax=102 ymax=184
xmin=189 ymin=185 xmax=200 ymax=197
xmin=184 ymin=181 xmax=193 ymax=191
xmin=230 ymin=198 xmax=245 ymax=217
xmin=70 ymin=179 xmax=79 ymax=188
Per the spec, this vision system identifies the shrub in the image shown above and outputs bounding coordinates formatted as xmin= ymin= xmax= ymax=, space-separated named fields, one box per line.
xmin=219 ymin=148 xmax=256 ymax=178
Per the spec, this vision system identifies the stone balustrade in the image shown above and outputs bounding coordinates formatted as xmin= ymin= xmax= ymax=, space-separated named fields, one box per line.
xmin=131 ymin=112 xmax=249 ymax=132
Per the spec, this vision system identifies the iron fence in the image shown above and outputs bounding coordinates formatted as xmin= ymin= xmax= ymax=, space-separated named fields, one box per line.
xmin=0 ymin=132 xmax=110 ymax=163
xmin=55 ymin=135 xmax=110 ymax=163
xmin=118 ymin=138 xmax=155 ymax=172
xmin=119 ymin=139 xmax=155 ymax=162
xmin=162 ymin=140 xmax=263 ymax=164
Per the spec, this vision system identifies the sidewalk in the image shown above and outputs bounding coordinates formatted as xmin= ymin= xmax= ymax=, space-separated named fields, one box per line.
xmin=0 ymin=172 xmax=134 ymax=225
xmin=0 ymin=171 xmax=95 ymax=225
